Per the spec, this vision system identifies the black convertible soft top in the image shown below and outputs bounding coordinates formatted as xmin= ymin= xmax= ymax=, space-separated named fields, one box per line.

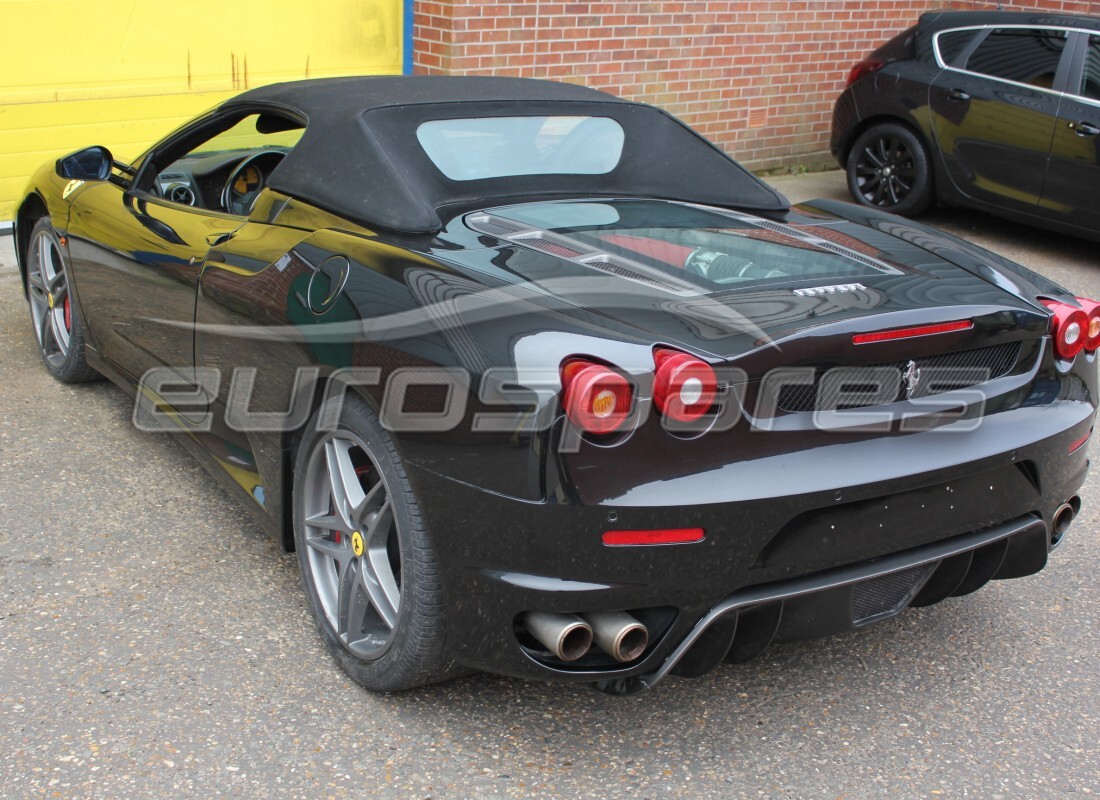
xmin=220 ymin=76 xmax=788 ymax=234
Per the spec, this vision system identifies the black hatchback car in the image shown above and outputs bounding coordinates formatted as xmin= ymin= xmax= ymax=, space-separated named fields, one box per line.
xmin=832 ymin=11 xmax=1100 ymax=240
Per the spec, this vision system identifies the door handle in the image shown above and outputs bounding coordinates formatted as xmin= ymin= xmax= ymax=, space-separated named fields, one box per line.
xmin=206 ymin=231 xmax=235 ymax=247
xmin=1068 ymin=120 xmax=1100 ymax=137
xmin=947 ymin=89 xmax=971 ymax=102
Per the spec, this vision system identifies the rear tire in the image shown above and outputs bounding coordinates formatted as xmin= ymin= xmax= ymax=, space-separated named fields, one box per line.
xmin=292 ymin=394 xmax=463 ymax=691
xmin=846 ymin=123 xmax=934 ymax=216
xmin=25 ymin=219 xmax=99 ymax=383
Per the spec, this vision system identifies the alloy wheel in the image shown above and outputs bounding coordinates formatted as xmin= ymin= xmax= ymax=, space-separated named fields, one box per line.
xmin=27 ymin=229 xmax=72 ymax=368
xmin=301 ymin=432 xmax=402 ymax=660
xmin=853 ymin=135 xmax=918 ymax=207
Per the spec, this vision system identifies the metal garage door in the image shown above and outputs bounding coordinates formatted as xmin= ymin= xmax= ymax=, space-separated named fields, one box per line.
xmin=0 ymin=0 xmax=405 ymax=221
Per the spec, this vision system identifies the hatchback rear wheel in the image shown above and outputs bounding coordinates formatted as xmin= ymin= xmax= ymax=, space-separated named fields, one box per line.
xmin=847 ymin=123 xmax=933 ymax=216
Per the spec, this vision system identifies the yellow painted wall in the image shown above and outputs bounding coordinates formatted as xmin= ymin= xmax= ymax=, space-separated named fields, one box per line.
xmin=0 ymin=0 xmax=404 ymax=220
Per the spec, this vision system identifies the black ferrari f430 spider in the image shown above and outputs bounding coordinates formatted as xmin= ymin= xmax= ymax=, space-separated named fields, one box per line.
xmin=13 ymin=77 xmax=1097 ymax=693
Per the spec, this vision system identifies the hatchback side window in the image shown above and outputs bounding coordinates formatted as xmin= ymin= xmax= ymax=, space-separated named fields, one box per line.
xmin=1079 ymin=34 xmax=1100 ymax=101
xmin=965 ymin=28 xmax=1067 ymax=89
xmin=935 ymin=29 xmax=979 ymax=66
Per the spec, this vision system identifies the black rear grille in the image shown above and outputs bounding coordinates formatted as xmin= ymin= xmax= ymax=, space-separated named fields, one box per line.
xmin=775 ymin=341 xmax=1022 ymax=412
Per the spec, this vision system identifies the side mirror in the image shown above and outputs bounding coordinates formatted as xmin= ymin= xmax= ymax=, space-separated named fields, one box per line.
xmin=56 ymin=146 xmax=114 ymax=181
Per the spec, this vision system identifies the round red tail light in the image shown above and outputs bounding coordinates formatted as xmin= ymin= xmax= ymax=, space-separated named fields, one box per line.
xmin=1075 ymin=297 xmax=1100 ymax=352
xmin=1042 ymin=300 xmax=1089 ymax=360
xmin=561 ymin=359 xmax=633 ymax=435
xmin=653 ymin=348 xmax=718 ymax=423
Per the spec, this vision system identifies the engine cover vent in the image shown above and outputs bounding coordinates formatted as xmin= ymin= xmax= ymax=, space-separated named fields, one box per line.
xmin=466 ymin=216 xmax=525 ymax=238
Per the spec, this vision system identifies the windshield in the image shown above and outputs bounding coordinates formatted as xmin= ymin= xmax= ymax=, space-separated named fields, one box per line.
xmin=416 ymin=116 xmax=625 ymax=180
xmin=482 ymin=200 xmax=902 ymax=290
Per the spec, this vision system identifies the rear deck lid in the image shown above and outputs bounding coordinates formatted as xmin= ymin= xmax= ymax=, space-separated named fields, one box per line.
xmin=461 ymin=198 xmax=1046 ymax=362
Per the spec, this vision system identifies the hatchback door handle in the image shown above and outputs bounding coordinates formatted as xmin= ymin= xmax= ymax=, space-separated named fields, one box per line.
xmin=947 ymin=89 xmax=970 ymax=101
xmin=1068 ymin=120 xmax=1100 ymax=137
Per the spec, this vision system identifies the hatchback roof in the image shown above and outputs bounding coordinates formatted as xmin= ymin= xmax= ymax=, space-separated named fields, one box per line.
xmin=919 ymin=10 xmax=1100 ymax=31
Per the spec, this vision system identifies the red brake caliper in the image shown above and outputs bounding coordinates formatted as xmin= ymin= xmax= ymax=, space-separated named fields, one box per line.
xmin=63 ymin=296 xmax=72 ymax=332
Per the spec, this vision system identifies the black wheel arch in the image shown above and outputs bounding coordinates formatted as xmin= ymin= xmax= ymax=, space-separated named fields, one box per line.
xmin=278 ymin=373 xmax=388 ymax=553
xmin=15 ymin=192 xmax=50 ymax=298
xmin=839 ymin=114 xmax=932 ymax=170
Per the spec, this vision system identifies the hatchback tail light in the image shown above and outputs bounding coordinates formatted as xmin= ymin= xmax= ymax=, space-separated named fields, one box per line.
xmin=653 ymin=347 xmax=717 ymax=423
xmin=561 ymin=358 xmax=633 ymax=435
xmin=846 ymin=59 xmax=884 ymax=86
xmin=1041 ymin=299 xmax=1090 ymax=360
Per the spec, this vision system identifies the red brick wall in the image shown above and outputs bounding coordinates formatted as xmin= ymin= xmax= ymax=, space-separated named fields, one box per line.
xmin=414 ymin=0 xmax=1100 ymax=172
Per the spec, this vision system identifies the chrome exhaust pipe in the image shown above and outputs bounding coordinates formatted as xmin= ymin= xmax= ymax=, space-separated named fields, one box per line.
xmin=524 ymin=612 xmax=593 ymax=661
xmin=1047 ymin=506 xmax=1073 ymax=539
xmin=584 ymin=611 xmax=649 ymax=662
xmin=1047 ymin=497 xmax=1073 ymax=548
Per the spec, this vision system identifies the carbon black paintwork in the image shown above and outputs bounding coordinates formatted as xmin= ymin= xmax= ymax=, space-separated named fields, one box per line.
xmin=13 ymin=77 xmax=1097 ymax=687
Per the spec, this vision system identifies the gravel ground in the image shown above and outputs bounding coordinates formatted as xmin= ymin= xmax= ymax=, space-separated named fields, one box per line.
xmin=0 ymin=175 xmax=1097 ymax=799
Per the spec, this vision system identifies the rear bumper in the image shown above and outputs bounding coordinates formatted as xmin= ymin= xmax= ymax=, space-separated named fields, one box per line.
xmin=409 ymin=406 xmax=1090 ymax=685
xmin=597 ymin=512 xmax=1053 ymax=693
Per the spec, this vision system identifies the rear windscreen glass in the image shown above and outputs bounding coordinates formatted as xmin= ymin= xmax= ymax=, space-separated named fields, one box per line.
xmin=416 ymin=116 xmax=625 ymax=180
xmin=484 ymin=200 xmax=903 ymax=290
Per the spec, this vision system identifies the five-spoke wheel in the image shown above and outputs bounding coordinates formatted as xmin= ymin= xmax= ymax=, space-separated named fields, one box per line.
xmin=293 ymin=395 xmax=459 ymax=691
xmin=25 ymin=219 xmax=98 ymax=382
xmin=301 ymin=431 xmax=402 ymax=659
xmin=846 ymin=123 xmax=933 ymax=216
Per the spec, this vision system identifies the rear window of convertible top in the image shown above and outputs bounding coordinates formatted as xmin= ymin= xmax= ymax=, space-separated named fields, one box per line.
xmin=415 ymin=116 xmax=626 ymax=181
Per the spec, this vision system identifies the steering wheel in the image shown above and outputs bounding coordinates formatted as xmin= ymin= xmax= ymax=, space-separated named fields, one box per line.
xmin=221 ymin=151 xmax=285 ymax=215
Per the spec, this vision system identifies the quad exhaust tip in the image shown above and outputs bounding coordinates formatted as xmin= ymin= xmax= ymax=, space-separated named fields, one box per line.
xmin=585 ymin=611 xmax=649 ymax=662
xmin=523 ymin=612 xmax=593 ymax=662
xmin=524 ymin=611 xmax=650 ymax=663
xmin=1051 ymin=496 xmax=1079 ymax=546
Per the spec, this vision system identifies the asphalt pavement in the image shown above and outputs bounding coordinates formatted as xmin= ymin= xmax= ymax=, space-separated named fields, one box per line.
xmin=0 ymin=174 xmax=1097 ymax=799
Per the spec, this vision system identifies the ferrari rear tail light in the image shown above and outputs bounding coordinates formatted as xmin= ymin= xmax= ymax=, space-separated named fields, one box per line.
xmin=653 ymin=347 xmax=718 ymax=423
xmin=846 ymin=59 xmax=884 ymax=86
xmin=561 ymin=358 xmax=633 ymax=435
xmin=1041 ymin=299 xmax=1089 ymax=360
xmin=1074 ymin=297 xmax=1100 ymax=352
